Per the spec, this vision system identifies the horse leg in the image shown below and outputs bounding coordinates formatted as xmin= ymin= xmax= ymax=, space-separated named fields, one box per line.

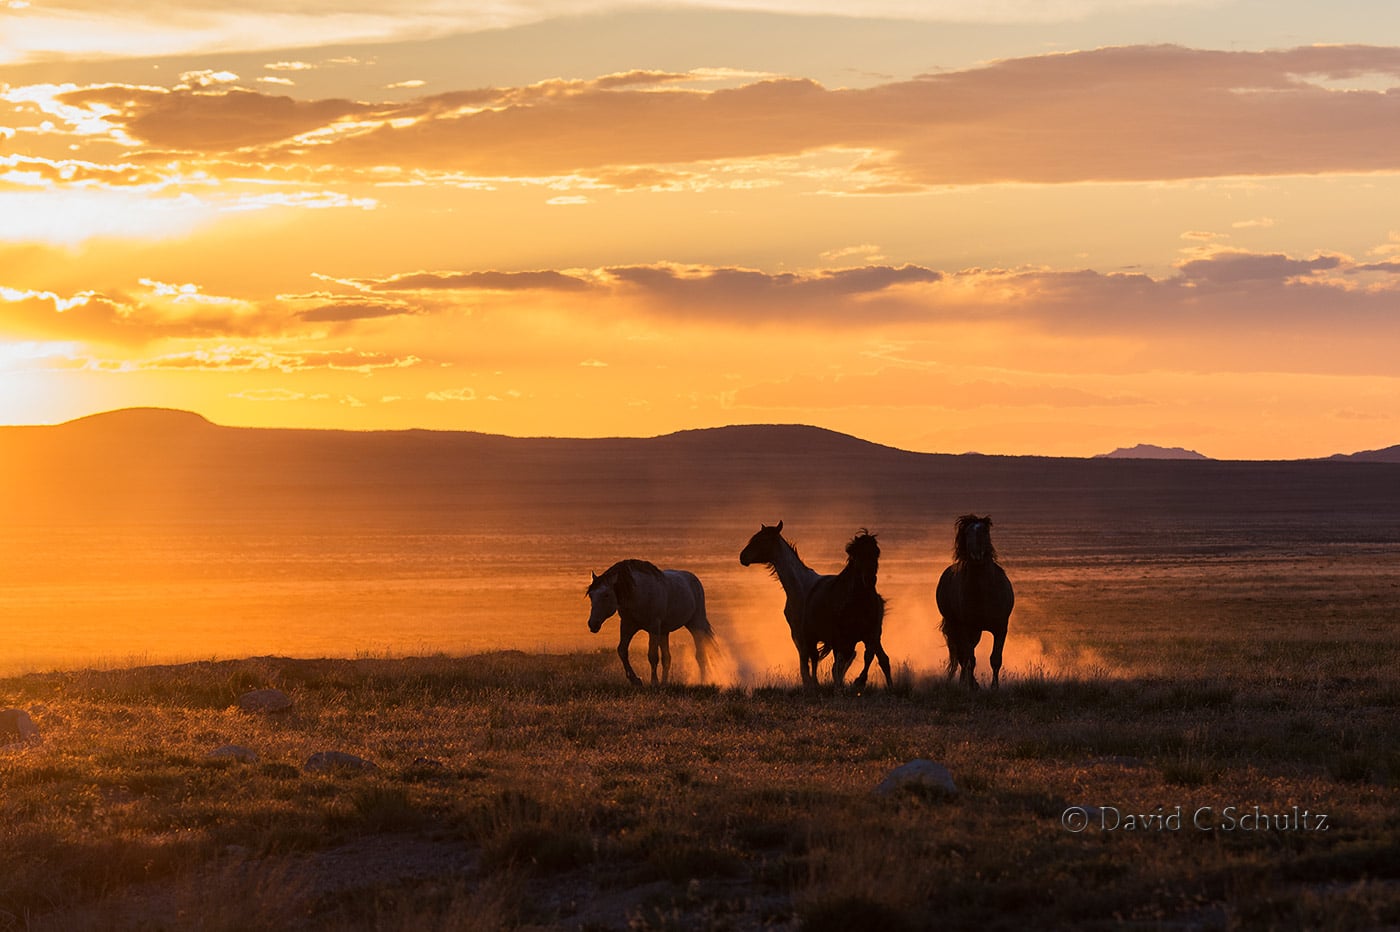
xmin=962 ymin=630 xmax=984 ymax=689
xmin=647 ymin=634 xmax=661 ymax=685
xmin=832 ymin=648 xmax=854 ymax=687
xmin=943 ymin=624 xmax=960 ymax=682
xmin=794 ymin=633 xmax=816 ymax=686
xmin=852 ymin=646 xmax=874 ymax=693
xmin=989 ymin=624 xmax=1006 ymax=689
xmin=873 ymin=639 xmax=892 ymax=687
xmin=803 ymin=643 xmax=817 ymax=687
xmin=659 ymin=631 xmax=672 ymax=685
xmin=618 ymin=626 xmax=643 ymax=686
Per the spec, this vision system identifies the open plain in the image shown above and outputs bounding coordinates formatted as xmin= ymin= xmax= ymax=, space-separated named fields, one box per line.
xmin=1 ymin=410 xmax=1398 ymax=929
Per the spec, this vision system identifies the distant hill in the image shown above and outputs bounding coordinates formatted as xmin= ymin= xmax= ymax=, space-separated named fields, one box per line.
xmin=58 ymin=407 xmax=214 ymax=436
xmin=4 ymin=407 xmax=1400 ymax=564
xmin=1094 ymin=444 xmax=1210 ymax=461
xmin=1328 ymin=444 xmax=1400 ymax=463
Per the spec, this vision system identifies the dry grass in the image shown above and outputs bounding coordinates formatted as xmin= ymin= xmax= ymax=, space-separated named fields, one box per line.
xmin=1 ymin=620 xmax=1398 ymax=931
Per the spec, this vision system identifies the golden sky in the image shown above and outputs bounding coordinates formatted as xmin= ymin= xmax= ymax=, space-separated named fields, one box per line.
xmin=4 ymin=0 xmax=1400 ymax=457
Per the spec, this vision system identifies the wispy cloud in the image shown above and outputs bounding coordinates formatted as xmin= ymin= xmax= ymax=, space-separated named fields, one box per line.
xmin=366 ymin=270 xmax=596 ymax=292
xmin=0 ymin=1 xmax=1215 ymax=65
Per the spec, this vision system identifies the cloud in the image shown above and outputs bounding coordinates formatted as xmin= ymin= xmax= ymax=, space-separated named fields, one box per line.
xmin=7 ymin=252 xmax=1400 ymax=379
xmin=51 ymin=84 xmax=370 ymax=151
xmin=0 ymin=2 xmax=1221 ymax=67
xmin=0 ymin=154 xmax=166 ymax=189
xmin=0 ymin=280 xmax=293 ymax=344
xmin=1176 ymin=251 xmax=1342 ymax=284
xmin=24 ymin=46 xmax=1400 ymax=187
xmin=81 ymin=346 xmax=422 ymax=373
xmin=186 ymin=44 xmax=1400 ymax=187
xmin=368 ymin=269 xmax=595 ymax=292
xmin=298 ymin=302 xmax=414 ymax=323
xmin=229 ymin=388 xmax=307 ymax=402
xmin=603 ymin=263 xmax=942 ymax=320
xmin=426 ymin=387 xmax=477 ymax=401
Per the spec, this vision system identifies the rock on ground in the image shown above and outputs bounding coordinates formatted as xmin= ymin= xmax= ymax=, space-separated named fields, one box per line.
xmin=207 ymin=744 xmax=260 ymax=763
xmin=238 ymin=689 xmax=292 ymax=713
xmin=0 ymin=708 xmax=39 ymax=743
xmin=874 ymin=759 xmax=958 ymax=796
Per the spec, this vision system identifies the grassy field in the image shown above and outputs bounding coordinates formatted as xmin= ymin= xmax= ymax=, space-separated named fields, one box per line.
xmin=2 ymin=613 xmax=1398 ymax=931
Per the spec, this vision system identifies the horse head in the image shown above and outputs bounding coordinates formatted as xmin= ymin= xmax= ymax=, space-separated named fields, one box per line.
xmin=585 ymin=569 xmax=619 ymax=633
xmin=846 ymin=529 xmax=880 ymax=588
xmin=739 ymin=520 xmax=784 ymax=566
xmin=953 ymin=514 xmax=997 ymax=564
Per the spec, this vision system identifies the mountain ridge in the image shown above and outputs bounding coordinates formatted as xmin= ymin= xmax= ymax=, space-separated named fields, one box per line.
xmin=2 ymin=407 xmax=1390 ymax=462
xmin=1094 ymin=443 xmax=1211 ymax=461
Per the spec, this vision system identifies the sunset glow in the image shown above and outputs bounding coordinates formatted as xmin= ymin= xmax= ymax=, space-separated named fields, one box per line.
xmin=5 ymin=1 xmax=1400 ymax=457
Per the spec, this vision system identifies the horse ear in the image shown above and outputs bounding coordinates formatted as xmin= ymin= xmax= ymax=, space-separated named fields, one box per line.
xmin=591 ymin=571 xmax=598 ymax=583
xmin=775 ymin=520 xmax=783 ymax=533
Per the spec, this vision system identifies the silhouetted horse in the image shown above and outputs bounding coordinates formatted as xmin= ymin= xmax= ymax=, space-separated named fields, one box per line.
xmin=802 ymin=530 xmax=891 ymax=691
xmin=739 ymin=521 xmax=826 ymax=685
xmin=935 ymin=515 xmax=1014 ymax=689
xmin=586 ymin=559 xmax=714 ymax=685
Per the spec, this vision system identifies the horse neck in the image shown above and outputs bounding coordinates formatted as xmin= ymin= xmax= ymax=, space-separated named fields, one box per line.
xmin=841 ymin=558 xmax=877 ymax=591
xmin=770 ymin=539 xmax=819 ymax=595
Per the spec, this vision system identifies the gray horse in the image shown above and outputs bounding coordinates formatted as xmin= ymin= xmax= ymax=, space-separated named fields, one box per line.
xmin=935 ymin=514 xmax=1014 ymax=689
xmin=739 ymin=521 xmax=825 ymax=685
xmin=586 ymin=559 xmax=715 ymax=685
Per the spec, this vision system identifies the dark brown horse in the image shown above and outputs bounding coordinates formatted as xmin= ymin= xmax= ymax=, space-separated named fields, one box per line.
xmin=802 ymin=530 xmax=891 ymax=691
xmin=935 ymin=515 xmax=1014 ymax=689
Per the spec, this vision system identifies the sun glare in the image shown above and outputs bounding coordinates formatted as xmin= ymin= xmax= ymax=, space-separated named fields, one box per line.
xmin=0 ymin=189 xmax=213 ymax=246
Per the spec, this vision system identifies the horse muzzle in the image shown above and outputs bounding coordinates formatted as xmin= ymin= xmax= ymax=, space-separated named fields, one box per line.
xmin=588 ymin=620 xmax=602 ymax=634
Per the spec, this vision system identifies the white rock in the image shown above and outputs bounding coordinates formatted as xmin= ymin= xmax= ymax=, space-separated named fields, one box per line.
xmin=874 ymin=759 xmax=958 ymax=796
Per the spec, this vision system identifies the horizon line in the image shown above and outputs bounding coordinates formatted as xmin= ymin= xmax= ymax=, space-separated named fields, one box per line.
xmin=4 ymin=405 xmax=1390 ymax=463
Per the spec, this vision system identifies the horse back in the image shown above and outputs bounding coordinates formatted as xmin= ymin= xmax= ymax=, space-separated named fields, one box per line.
xmin=661 ymin=569 xmax=708 ymax=632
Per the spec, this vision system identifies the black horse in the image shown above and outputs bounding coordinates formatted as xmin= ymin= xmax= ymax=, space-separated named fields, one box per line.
xmin=935 ymin=514 xmax=1014 ymax=689
xmin=802 ymin=530 xmax=891 ymax=691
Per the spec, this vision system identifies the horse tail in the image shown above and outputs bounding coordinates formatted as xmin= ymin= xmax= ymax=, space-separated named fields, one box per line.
xmin=689 ymin=574 xmax=717 ymax=642
xmin=815 ymin=643 xmax=833 ymax=660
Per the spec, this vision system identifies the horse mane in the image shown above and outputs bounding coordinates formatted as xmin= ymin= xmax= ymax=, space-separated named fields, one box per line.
xmin=755 ymin=525 xmax=802 ymax=580
xmin=847 ymin=528 xmax=877 ymax=549
xmin=952 ymin=514 xmax=997 ymax=566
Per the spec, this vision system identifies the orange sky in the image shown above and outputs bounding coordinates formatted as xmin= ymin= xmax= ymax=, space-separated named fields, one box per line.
xmin=4 ymin=2 xmax=1400 ymax=457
